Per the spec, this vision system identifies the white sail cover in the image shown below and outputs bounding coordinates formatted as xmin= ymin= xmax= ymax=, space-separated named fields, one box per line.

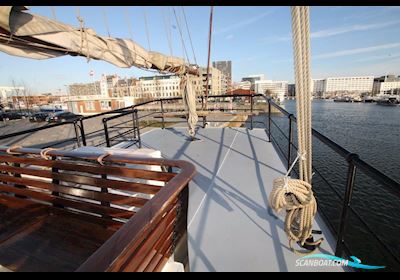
xmin=0 ymin=6 xmax=189 ymax=75
xmin=181 ymin=74 xmax=199 ymax=137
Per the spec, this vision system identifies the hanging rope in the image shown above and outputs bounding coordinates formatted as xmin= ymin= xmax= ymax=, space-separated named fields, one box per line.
xmin=203 ymin=6 xmax=214 ymax=110
xmin=181 ymin=7 xmax=197 ymax=65
xmin=75 ymin=7 xmax=90 ymax=62
xmin=269 ymin=6 xmax=322 ymax=255
xmin=172 ymin=7 xmax=190 ymax=64
xmin=143 ymin=7 xmax=152 ymax=51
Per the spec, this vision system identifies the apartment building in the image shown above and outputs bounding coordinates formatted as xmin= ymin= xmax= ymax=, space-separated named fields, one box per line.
xmin=255 ymin=80 xmax=288 ymax=102
xmin=212 ymin=60 xmax=232 ymax=91
xmin=324 ymin=76 xmax=374 ymax=93
xmin=373 ymin=75 xmax=400 ymax=95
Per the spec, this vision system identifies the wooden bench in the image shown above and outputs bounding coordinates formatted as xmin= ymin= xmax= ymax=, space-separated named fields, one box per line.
xmin=0 ymin=147 xmax=196 ymax=272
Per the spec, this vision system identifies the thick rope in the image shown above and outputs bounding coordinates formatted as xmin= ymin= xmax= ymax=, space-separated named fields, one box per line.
xmin=6 ymin=145 xmax=22 ymax=155
xmin=40 ymin=148 xmax=59 ymax=160
xmin=269 ymin=6 xmax=321 ymax=255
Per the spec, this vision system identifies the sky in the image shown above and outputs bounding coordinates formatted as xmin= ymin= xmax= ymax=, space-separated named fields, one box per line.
xmin=1 ymin=6 xmax=400 ymax=94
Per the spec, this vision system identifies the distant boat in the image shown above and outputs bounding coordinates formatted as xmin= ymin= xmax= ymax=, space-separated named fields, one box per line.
xmin=376 ymin=96 xmax=399 ymax=106
xmin=363 ymin=97 xmax=375 ymax=103
xmin=333 ymin=96 xmax=352 ymax=103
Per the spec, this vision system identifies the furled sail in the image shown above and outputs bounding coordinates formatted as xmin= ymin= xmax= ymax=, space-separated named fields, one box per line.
xmin=0 ymin=6 xmax=200 ymax=137
xmin=0 ymin=6 xmax=196 ymax=75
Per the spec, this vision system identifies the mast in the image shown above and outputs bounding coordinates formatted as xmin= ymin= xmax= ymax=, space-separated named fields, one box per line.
xmin=204 ymin=6 xmax=214 ymax=110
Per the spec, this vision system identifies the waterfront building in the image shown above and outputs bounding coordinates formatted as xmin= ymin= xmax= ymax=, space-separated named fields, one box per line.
xmin=373 ymin=74 xmax=400 ymax=95
xmin=288 ymin=84 xmax=296 ymax=97
xmin=255 ymin=80 xmax=288 ymax=102
xmin=12 ymin=94 xmax=68 ymax=109
xmin=69 ymin=82 xmax=101 ymax=96
xmin=241 ymin=74 xmax=265 ymax=91
xmin=324 ymin=76 xmax=374 ymax=93
xmin=311 ymin=79 xmax=326 ymax=98
xmin=67 ymin=67 xmax=225 ymax=114
xmin=237 ymin=80 xmax=252 ymax=91
xmin=212 ymin=60 xmax=232 ymax=91
xmin=0 ymin=86 xmax=25 ymax=109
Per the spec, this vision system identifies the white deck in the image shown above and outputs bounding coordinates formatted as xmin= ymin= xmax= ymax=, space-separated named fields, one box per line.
xmin=137 ymin=127 xmax=343 ymax=272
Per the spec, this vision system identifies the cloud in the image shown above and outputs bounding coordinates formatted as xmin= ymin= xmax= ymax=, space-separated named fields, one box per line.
xmin=353 ymin=52 xmax=400 ymax=62
xmin=225 ymin=34 xmax=234 ymax=40
xmin=214 ymin=10 xmax=274 ymax=35
xmin=270 ymin=42 xmax=400 ymax=63
xmin=314 ymin=42 xmax=400 ymax=59
xmin=311 ymin=19 xmax=400 ymax=39
xmin=259 ymin=19 xmax=400 ymax=44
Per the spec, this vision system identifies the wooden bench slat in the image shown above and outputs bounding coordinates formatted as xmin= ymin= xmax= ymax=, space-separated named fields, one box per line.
xmin=0 ymin=156 xmax=175 ymax=182
xmin=0 ymin=166 xmax=150 ymax=206
xmin=0 ymin=183 xmax=134 ymax=219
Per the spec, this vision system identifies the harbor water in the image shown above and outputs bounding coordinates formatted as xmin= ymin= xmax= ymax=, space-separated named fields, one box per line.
xmin=254 ymin=99 xmax=400 ymax=271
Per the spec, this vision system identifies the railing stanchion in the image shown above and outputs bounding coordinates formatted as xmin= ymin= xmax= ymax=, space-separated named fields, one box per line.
xmin=250 ymin=94 xmax=254 ymax=130
xmin=132 ymin=109 xmax=137 ymax=139
xmin=73 ymin=121 xmax=81 ymax=148
xmin=134 ymin=109 xmax=142 ymax=148
xmin=268 ymin=99 xmax=272 ymax=142
xmin=160 ymin=99 xmax=165 ymax=129
xmin=103 ymin=118 xmax=111 ymax=147
xmin=335 ymin=153 xmax=359 ymax=258
xmin=287 ymin=114 xmax=293 ymax=171
xmin=79 ymin=118 xmax=87 ymax=146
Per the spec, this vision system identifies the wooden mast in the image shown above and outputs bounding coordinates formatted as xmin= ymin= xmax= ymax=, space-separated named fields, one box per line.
xmin=203 ymin=6 xmax=214 ymax=110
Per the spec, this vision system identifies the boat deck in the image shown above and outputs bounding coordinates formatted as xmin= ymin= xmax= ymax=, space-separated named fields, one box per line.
xmin=138 ymin=127 xmax=343 ymax=272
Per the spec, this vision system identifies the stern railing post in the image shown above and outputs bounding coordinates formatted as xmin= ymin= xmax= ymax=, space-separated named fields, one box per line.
xmin=73 ymin=120 xmax=81 ymax=148
xmin=335 ymin=153 xmax=359 ymax=257
xmin=134 ymin=109 xmax=142 ymax=148
xmin=103 ymin=118 xmax=111 ymax=147
xmin=79 ymin=118 xmax=87 ymax=146
xmin=287 ymin=114 xmax=294 ymax=171
xmin=268 ymin=99 xmax=272 ymax=142
xmin=160 ymin=99 xmax=165 ymax=129
xmin=250 ymin=94 xmax=254 ymax=130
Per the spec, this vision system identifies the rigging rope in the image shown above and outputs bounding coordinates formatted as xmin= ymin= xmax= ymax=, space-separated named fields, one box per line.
xmin=181 ymin=7 xmax=197 ymax=65
xmin=172 ymin=7 xmax=190 ymax=64
xmin=75 ymin=7 xmax=90 ymax=62
xmin=143 ymin=7 xmax=152 ymax=51
xmin=124 ymin=8 xmax=134 ymax=41
xmin=269 ymin=6 xmax=322 ymax=255
xmin=50 ymin=6 xmax=57 ymax=20
xmin=102 ymin=7 xmax=111 ymax=37
xmin=162 ymin=7 xmax=173 ymax=56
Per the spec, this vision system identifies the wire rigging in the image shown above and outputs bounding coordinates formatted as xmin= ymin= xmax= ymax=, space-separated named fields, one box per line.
xmin=162 ymin=7 xmax=173 ymax=56
xmin=172 ymin=7 xmax=190 ymax=64
xmin=181 ymin=6 xmax=197 ymax=65
xmin=143 ymin=7 xmax=152 ymax=51
xmin=124 ymin=7 xmax=134 ymax=41
xmin=50 ymin=6 xmax=57 ymax=20
xmin=102 ymin=7 xmax=111 ymax=37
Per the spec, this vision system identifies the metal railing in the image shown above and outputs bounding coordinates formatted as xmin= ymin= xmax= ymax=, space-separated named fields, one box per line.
xmin=1 ymin=93 xmax=399 ymax=269
xmin=266 ymin=98 xmax=400 ymax=269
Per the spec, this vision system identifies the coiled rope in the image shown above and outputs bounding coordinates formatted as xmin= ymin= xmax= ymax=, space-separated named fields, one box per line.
xmin=269 ymin=6 xmax=323 ymax=255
